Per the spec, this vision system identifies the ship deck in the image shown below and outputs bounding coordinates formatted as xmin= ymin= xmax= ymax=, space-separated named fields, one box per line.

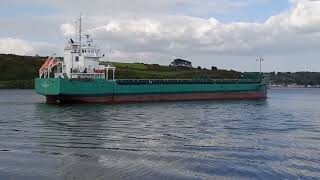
xmin=116 ymin=79 xmax=262 ymax=85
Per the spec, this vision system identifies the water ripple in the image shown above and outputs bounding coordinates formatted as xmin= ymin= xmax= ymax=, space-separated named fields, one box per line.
xmin=0 ymin=89 xmax=320 ymax=179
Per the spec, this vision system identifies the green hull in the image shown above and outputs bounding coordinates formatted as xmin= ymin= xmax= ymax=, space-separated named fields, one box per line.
xmin=35 ymin=77 xmax=267 ymax=103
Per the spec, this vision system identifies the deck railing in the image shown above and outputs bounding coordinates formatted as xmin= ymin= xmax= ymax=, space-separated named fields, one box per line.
xmin=54 ymin=73 xmax=64 ymax=78
xmin=116 ymin=79 xmax=262 ymax=85
xmin=70 ymin=73 xmax=105 ymax=79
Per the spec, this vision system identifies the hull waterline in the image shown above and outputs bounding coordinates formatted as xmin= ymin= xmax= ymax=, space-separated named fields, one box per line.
xmin=45 ymin=91 xmax=267 ymax=104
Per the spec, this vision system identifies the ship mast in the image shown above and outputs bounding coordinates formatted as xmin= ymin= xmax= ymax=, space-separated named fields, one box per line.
xmin=78 ymin=14 xmax=82 ymax=55
xmin=256 ymin=57 xmax=264 ymax=74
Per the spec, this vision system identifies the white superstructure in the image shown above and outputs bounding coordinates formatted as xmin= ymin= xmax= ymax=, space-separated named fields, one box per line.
xmin=39 ymin=16 xmax=115 ymax=80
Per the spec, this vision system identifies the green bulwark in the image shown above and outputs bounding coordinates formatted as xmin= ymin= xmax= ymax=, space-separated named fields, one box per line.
xmin=35 ymin=76 xmax=267 ymax=97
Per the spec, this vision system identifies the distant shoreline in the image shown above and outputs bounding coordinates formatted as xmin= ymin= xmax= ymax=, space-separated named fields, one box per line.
xmin=268 ymin=87 xmax=320 ymax=89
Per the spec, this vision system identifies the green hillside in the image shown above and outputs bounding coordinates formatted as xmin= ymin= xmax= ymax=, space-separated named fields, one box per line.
xmin=0 ymin=54 xmax=44 ymax=89
xmin=0 ymin=54 xmax=241 ymax=89
xmin=269 ymin=72 xmax=320 ymax=86
xmin=102 ymin=62 xmax=241 ymax=80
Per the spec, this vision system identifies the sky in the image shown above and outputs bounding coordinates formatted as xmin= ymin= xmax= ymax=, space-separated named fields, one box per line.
xmin=0 ymin=0 xmax=320 ymax=72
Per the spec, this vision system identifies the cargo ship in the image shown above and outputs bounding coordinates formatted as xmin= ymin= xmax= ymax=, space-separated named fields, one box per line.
xmin=35 ymin=18 xmax=268 ymax=104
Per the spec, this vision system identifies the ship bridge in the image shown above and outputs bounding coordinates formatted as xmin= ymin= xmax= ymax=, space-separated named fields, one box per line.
xmin=80 ymin=36 xmax=102 ymax=58
xmin=38 ymin=17 xmax=116 ymax=80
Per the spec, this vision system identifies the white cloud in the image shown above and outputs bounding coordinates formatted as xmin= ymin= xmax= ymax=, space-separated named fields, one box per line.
xmin=60 ymin=23 xmax=76 ymax=37
xmin=0 ymin=38 xmax=59 ymax=56
xmin=0 ymin=38 xmax=35 ymax=55
xmin=59 ymin=0 xmax=320 ymax=58
xmin=2 ymin=0 xmax=262 ymax=15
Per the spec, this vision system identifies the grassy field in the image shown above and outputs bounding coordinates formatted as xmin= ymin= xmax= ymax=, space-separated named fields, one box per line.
xmin=0 ymin=54 xmax=240 ymax=89
xmin=110 ymin=62 xmax=147 ymax=70
xmin=102 ymin=62 xmax=241 ymax=80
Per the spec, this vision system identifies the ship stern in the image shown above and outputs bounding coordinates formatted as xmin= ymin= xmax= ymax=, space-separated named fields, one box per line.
xmin=35 ymin=78 xmax=61 ymax=103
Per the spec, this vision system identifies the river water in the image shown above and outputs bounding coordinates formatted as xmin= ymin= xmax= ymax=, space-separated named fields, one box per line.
xmin=0 ymin=89 xmax=320 ymax=179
